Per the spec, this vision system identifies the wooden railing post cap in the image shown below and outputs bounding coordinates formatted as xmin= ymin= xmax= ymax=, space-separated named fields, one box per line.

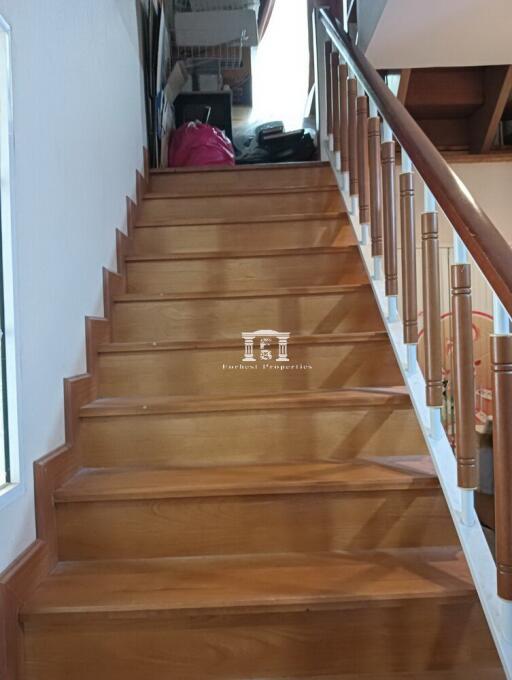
xmin=451 ymin=263 xmax=471 ymax=291
xmin=421 ymin=212 xmax=439 ymax=238
xmin=368 ymin=117 xmax=380 ymax=134
xmin=399 ymin=172 xmax=414 ymax=193
xmin=491 ymin=333 xmax=512 ymax=366
xmin=356 ymin=95 xmax=368 ymax=114
xmin=381 ymin=140 xmax=395 ymax=163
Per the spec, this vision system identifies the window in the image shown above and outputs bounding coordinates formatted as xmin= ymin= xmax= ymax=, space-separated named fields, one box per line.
xmin=251 ymin=0 xmax=310 ymax=131
xmin=0 ymin=15 xmax=19 ymax=497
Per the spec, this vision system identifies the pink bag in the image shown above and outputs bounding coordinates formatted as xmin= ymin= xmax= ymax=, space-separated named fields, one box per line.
xmin=168 ymin=122 xmax=235 ymax=168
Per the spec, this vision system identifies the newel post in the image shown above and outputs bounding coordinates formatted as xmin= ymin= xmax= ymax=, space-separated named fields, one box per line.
xmin=451 ymin=264 xmax=478 ymax=526
xmin=421 ymin=209 xmax=443 ymax=439
xmin=381 ymin=140 xmax=398 ymax=322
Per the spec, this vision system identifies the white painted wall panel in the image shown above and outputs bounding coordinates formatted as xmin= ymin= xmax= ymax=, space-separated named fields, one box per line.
xmin=363 ymin=0 xmax=512 ymax=68
xmin=0 ymin=0 xmax=145 ymax=571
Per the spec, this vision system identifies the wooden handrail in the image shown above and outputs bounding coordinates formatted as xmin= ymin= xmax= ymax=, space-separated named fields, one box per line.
xmin=319 ymin=8 xmax=512 ymax=318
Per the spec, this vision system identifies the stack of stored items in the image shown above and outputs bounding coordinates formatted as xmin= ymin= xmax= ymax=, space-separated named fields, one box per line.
xmin=139 ymin=0 xmax=173 ymax=167
xmin=172 ymin=0 xmax=258 ymax=105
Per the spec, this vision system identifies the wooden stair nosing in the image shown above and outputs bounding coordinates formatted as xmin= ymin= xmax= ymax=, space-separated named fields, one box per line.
xmin=135 ymin=211 xmax=346 ymax=228
xmin=54 ymin=457 xmax=439 ymax=503
xmin=149 ymin=160 xmax=331 ymax=176
xmin=97 ymin=331 xmax=390 ymax=355
xmin=20 ymin=547 xmax=475 ymax=623
xmin=112 ymin=283 xmax=372 ymax=304
xmin=79 ymin=386 xmax=412 ymax=419
xmin=144 ymin=185 xmax=338 ymax=201
xmin=241 ymin=673 xmax=506 ymax=680
xmin=124 ymin=245 xmax=357 ymax=264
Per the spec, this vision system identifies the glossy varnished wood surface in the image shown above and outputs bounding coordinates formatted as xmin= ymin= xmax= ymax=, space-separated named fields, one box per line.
xmin=125 ymin=246 xmax=367 ymax=294
xmin=148 ymin=161 xmax=335 ymax=194
xmin=23 ymin=600 xmax=501 ymax=680
xmin=78 ymin=401 xmax=428 ymax=469
xmin=132 ymin=215 xmax=353 ymax=255
xmin=55 ymin=457 xmax=438 ymax=502
xmin=111 ymin=284 xmax=385 ymax=342
xmin=80 ymin=386 xmax=412 ymax=418
xmin=22 ymin=547 xmax=472 ymax=621
xmin=96 ymin=334 xmax=403 ymax=397
xmin=136 ymin=188 xmax=342 ymax=226
xmin=18 ymin=160 xmax=504 ymax=678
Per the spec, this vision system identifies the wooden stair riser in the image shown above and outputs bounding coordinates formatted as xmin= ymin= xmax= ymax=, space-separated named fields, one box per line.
xmin=55 ymin=488 xmax=457 ymax=561
xmin=125 ymin=250 xmax=366 ymax=294
xmin=97 ymin=341 xmax=403 ymax=397
xmin=148 ymin=164 xmax=335 ymax=194
xmin=112 ymin=289 xmax=384 ymax=342
xmin=23 ymin=599 xmax=497 ymax=680
xmin=136 ymin=190 xmax=342 ymax=225
xmin=131 ymin=218 xmax=353 ymax=255
xmin=79 ymin=404 xmax=428 ymax=468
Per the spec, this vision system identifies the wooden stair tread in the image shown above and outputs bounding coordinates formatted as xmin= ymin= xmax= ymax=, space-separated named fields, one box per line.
xmin=124 ymin=245 xmax=356 ymax=263
xmin=254 ymin=673 xmax=506 ymax=680
xmin=134 ymin=211 xmax=345 ymax=228
xmin=98 ymin=331 xmax=390 ymax=354
xmin=149 ymin=160 xmax=331 ymax=175
xmin=145 ymin=185 xmax=338 ymax=200
xmin=21 ymin=547 xmax=473 ymax=622
xmin=54 ymin=457 xmax=438 ymax=503
xmin=113 ymin=282 xmax=371 ymax=303
xmin=80 ymin=386 xmax=411 ymax=418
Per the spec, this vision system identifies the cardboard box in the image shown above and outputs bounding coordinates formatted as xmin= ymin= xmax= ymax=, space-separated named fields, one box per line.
xmin=175 ymin=9 xmax=259 ymax=47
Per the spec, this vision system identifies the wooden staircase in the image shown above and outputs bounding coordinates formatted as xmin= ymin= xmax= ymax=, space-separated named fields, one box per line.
xmin=20 ymin=163 xmax=503 ymax=679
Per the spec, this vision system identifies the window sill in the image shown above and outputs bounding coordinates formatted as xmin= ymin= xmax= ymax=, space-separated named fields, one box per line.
xmin=0 ymin=480 xmax=24 ymax=511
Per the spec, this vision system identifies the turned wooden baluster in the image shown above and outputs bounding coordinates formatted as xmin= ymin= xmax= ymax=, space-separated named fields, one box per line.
xmin=338 ymin=63 xmax=349 ymax=181
xmin=330 ymin=52 xmax=340 ymax=165
xmin=399 ymin=171 xmax=418 ymax=346
xmin=368 ymin=116 xmax=383 ymax=278
xmin=381 ymin=141 xmax=398 ymax=319
xmin=421 ymin=211 xmax=443 ymax=411
xmin=325 ymin=41 xmax=333 ymax=148
xmin=491 ymin=334 xmax=512 ymax=602
xmin=347 ymin=76 xmax=358 ymax=203
xmin=451 ymin=264 xmax=478 ymax=493
xmin=356 ymin=94 xmax=370 ymax=244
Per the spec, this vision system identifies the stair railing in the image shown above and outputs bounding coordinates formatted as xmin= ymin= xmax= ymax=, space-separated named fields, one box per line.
xmin=314 ymin=7 xmax=512 ymax=669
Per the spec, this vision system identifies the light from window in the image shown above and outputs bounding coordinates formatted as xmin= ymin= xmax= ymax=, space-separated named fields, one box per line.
xmin=0 ymin=16 xmax=18 ymax=493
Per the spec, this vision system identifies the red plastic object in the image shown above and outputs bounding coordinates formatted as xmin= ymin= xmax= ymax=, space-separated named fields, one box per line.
xmin=168 ymin=122 xmax=235 ymax=168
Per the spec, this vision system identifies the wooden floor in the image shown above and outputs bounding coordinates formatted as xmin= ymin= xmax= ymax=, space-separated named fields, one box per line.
xmin=21 ymin=162 xmax=504 ymax=679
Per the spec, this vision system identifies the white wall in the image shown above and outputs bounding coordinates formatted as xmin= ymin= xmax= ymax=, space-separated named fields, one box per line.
xmin=355 ymin=0 xmax=387 ymax=54
xmin=0 ymin=0 xmax=146 ymax=572
xmin=409 ymin=160 xmax=512 ymax=248
xmin=363 ymin=0 xmax=512 ymax=69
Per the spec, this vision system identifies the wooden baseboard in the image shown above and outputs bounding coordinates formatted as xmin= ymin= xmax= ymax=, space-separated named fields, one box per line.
xmin=0 ymin=147 xmax=149 ymax=680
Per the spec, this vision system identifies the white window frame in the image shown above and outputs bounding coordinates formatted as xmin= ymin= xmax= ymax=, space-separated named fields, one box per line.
xmin=0 ymin=14 xmax=22 ymax=510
